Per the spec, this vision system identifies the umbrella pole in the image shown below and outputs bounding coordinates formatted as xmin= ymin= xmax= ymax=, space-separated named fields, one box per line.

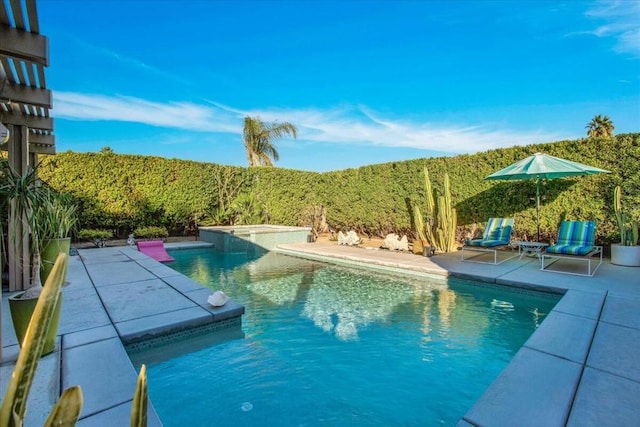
xmin=536 ymin=178 xmax=541 ymax=241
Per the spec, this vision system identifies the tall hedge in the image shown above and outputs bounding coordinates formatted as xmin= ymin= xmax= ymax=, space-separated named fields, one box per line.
xmin=38 ymin=133 xmax=639 ymax=244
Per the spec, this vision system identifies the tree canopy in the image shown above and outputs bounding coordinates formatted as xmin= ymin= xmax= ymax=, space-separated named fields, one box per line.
xmin=242 ymin=116 xmax=298 ymax=166
xmin=586 ymin=115 xmax=614 ymax=138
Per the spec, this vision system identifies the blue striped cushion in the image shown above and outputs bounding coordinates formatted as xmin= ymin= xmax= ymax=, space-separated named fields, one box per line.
xmin=483 ymin=218 xmax=514 ymax=241
xmin=547 ymin=221 xmax=596 ymax=255
xmin=556 ymin=220 xmax=596 ymax=246
xmin=466 ymin=239 xmax=509 ymax=247
xmin=546 ymin=244 xmax=595 ymax=255
xmin=465 ymin=218 xmax=514 ymax=246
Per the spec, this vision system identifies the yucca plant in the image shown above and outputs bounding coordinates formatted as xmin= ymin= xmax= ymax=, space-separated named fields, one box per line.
xmin=0 ymin=158 xmax=49 ymax=292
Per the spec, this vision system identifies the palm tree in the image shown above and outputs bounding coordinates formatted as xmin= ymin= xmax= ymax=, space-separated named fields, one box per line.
xmin=242 ymin=116 xmax=298 ymax=166
xmin=586 ymin=115 xmax=614 ymax=138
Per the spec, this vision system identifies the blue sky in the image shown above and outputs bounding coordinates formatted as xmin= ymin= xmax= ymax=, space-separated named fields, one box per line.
xmin=35 ymin=0 xmax=640 ymax=171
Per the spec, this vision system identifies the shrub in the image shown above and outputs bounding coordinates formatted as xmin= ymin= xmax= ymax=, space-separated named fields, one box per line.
xmin=78 ymin=229 xmax=112 ymax=241
xmin=133 ymin=226 xmax=169 ymax=240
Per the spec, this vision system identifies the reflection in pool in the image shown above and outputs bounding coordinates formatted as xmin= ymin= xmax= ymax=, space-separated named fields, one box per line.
xmin=130 ymin=248 xmax=560 ymax=426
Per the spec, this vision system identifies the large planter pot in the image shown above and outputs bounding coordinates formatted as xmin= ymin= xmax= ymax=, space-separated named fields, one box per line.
xmin=41 ymin=237 xmax=71 ymax=283
xmin=611 ymin=243 xmax=640 ymax=267
xmin=8 ymin=291 xmax=62 ymax=356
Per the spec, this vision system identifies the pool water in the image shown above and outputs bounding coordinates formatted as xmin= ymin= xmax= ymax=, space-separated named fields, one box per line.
xmin=129 ymin=249 xmax=559 ymax=426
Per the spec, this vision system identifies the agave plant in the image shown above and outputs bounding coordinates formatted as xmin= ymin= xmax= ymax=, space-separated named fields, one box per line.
xmin=35 ymin=192 xmax=78 ymax=241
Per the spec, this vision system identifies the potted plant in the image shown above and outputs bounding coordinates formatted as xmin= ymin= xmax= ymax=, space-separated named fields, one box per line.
xmin=611 ymin=185 xmax=640 ymax=266
xmin=0 ymin=158 xmax=70 ymax=355
xmin=36 ymin=192 xmax=78 ymax=282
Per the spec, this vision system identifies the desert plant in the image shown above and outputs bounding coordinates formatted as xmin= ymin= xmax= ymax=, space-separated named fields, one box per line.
xmin=35 ymin=192 xmax=78 ymax=241
xmin=412 ymin=167 xmax=457 ymax=253
xmin=413 ymin=166 xmax=436 ymax=247
xmin=0 ymin=158 xmax=49 ymax=292
xmin=434 ymin=174 xmax=457 ymax=252
xmin=614 ymin=185 xmax=639 ymax=246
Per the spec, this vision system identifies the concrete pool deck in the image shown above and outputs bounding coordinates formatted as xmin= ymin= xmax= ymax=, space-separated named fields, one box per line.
xmin=1 ymin=241 xmax=639 ymax=425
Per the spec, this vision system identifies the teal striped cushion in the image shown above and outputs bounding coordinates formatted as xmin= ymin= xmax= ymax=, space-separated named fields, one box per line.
xmin=465 ymin=217 xmax=514 ymax=246
xmin=483 ymin=218 xmax=514 ymax=242
xmin=466 ymin=239 xmax=509 ymax=247
xmin=556 ymin=221 xmax=596 ymax=246
xmin=546 ymin=244 xmax=594 ymax=256
xmin=547 ymin=221 xmax=596 ymax=255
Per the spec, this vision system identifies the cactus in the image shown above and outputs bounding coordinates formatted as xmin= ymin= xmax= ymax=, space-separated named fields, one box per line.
xmin=412 ymin=168 xmax=458 ymax=253
xmin=433 ymin=174 xmax=458 ymax=253
xmin=130 ymin=365 xmax=148 ymax=427
xmin=614 ymin=185 xmax=639 ymax=246
xmin=422 ymin=167 xmax=436 ymax=246
xmin=412 ymin=206 xmax=428 ymax=244
xmin=411 ymin=167 xmax=436 ymax=247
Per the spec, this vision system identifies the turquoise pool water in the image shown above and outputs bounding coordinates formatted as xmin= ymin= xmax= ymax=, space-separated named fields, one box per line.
xmin=129 ymin=249 xmax=560 ymax=426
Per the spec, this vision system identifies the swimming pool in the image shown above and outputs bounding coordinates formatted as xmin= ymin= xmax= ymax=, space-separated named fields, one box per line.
xmin=128 ymin=248 xmax=559 ymax=426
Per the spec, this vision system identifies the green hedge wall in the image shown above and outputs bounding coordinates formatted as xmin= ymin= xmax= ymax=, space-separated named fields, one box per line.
xmin=39 ymin=133 xmax=639 ymax=244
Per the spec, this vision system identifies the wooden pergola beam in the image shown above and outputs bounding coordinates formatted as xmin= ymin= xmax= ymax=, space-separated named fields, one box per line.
xmin=0 ymin=24 xmax=49 ymax=66
xmin=1 ymin=81 xmax=52 ymax=108
xmin=29 ymin=133 xmax=55 ymax=148
xmin=0 ymin=134 xmax=55 ymax=153
xmin=0 ymin=110 xmax=53 ymax=130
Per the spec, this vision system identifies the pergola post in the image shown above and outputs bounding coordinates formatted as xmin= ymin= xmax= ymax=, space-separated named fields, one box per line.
xmin=1 ymin=0 xmax=54 ymax=357
xmin=7 ymin=124 xmax=32 ymax=292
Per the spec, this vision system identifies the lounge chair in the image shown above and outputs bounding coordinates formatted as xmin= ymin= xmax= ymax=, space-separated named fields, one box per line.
xmin=541 ymin=220 xmax=602 ymax=276
xmin=461 ymin=218 xmax=516 ymax=264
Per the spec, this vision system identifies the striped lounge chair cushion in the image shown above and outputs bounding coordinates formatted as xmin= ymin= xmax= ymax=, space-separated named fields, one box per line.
xmin=546 ymin=220 xmax=596 ymax=256
xmin=465 ymin=218 xmax=514 ymax=247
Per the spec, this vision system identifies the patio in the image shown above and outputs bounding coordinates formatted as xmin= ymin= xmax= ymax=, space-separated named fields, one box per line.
xmin=1 ymin=241 xmax=639 ymax=425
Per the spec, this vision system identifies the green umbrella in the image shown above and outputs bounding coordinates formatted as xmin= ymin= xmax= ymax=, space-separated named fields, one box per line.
xmin=485 ymin=152 xmax=610 ymax=241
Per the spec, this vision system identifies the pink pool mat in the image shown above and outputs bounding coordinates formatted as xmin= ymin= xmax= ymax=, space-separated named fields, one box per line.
xmin=136 ymin=240 xmax=175 ymax=262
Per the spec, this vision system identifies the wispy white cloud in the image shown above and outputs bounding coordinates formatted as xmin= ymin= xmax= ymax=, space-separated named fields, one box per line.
xmin=54 ymin=91 xmax=556 ymax=155
xmin=55 ymin=92 xmax=239 ymax=133
xmin=62 ymin=33 xmax=193 ymax=86
xmin=585 ymin=0 xmax=640 ymax=57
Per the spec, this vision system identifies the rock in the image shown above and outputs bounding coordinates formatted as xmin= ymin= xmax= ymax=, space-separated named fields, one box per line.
xmin=338 ymin=230 xmax=361 ymax=245
xmin=381 ymin=233 xmax=409 ymax=251
xmin=207 ymin=291 xmax=229 ymax=307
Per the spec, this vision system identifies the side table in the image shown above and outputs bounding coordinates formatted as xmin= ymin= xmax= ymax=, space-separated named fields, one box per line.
xmin=516 ymin=241 xmax=549 ymax=260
